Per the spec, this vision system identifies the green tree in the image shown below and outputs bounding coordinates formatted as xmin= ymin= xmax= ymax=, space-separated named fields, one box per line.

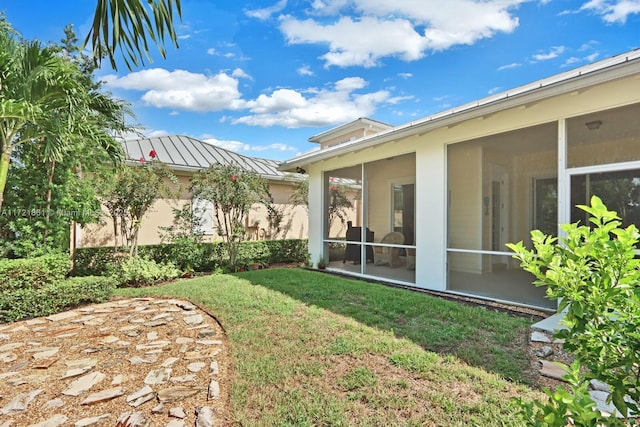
xmin=509 ymin=196 xmax=640 ymax=425
xmin=0 ymin=24 xmax=131 ymax=256
xmin=100 ymin=156 xmax=179 ymax=256
xmin=84 ymin=0 xmax=182 ymax=70
xmin=191 ymin=164 xmax=271 ymax=269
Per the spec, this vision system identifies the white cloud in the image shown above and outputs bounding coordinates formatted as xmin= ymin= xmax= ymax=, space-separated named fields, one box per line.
xmin=580 ymin=0 xmax=640 ymax=23
xmin=202 ymin=137 xmax=298 ymax=153
xmin=102 ymin=68 xmax=245 ymax=112
xmin=103 ymin=69 xmax=400 ymax=129
xmin=297 ymin=65 xmax=315 ymax=76
xmin=498 ymin=62 xmax=521 ymax=71
xmin=488 ymin=87 xmax=502 ymax=94
xmin=232 ymin=68 xmax=252 ymax=79
xmin=234 ymin=77 xmax=391 ymax=127
xmin=245 ymin=0 xmax=288 ymax=20
xmin=206 ymin=48 xmax=217 ymax=55
xmin=531 ymin=46 xmax=566 ymax=62
xmin=397 ymin=72 xmax=413 ymax=79
xmin=279 ymin=0 xmax=525 ymax=67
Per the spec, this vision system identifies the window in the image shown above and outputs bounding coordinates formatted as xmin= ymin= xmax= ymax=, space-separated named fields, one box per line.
xmin=192 ymin=198 xmax=214 ymax=235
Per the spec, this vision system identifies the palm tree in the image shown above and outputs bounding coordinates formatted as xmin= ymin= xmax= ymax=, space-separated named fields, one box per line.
xmin=84 ymin=0 xmax=182 ymax=70
xmin=0 ymin=23 xmax=77 ymax=212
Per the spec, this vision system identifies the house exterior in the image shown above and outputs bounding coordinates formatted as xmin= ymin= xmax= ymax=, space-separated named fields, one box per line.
xmin=78 ymin=135 xmax=313 ymax=248
xmin=279 ymin=48 xmax=640 ymax=311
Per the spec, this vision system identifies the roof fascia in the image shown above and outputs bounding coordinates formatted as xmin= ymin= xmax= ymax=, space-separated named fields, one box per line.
xmin=280 ymin=58 xmax=640 ymax=171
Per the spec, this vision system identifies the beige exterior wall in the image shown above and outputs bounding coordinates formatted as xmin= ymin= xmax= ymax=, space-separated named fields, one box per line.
xmin=79 ymin=172 xmax=307 ymax=248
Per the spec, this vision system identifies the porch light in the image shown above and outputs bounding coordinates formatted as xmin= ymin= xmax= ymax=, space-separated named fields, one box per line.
xmin=585 ymin=120 xmax=602 ymax=130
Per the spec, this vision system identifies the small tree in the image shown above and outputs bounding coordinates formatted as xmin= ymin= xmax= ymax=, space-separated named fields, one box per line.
xmin=290 ymin=177 xmax=355 ymax=231
xmin=101 ymin=153 xmax=178 ymax=256
xmin=509 ymin=196 xmax=640 ymax=425
xmin=191 ymin=163 xmax=270 ymax=269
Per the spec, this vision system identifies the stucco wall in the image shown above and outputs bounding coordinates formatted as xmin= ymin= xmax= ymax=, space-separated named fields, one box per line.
xmin=78 ymin=173 xmax=307 ymax=248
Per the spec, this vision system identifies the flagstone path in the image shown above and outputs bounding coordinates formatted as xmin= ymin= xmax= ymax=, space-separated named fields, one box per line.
xmin=0 ymin=298 xmax=229 ymax=426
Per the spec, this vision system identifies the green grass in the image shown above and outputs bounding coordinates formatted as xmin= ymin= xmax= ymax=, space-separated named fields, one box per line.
xmin=116 ymin=268 xmax=541 ymax=426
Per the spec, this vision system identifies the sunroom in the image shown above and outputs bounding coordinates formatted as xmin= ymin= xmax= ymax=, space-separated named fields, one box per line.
xmin=280 ymin=49 xmax=640 ymax=311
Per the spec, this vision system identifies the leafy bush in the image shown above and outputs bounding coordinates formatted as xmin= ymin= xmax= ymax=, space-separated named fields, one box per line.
xmin=0 ymin=252 xmax=70 ymax=291
xmin=509 ymin=196 xmax=640 ymax=425
xmin=0 ymin=275 xmax=115 ymax=323
xmin=74 ymin=239 xmax=309 ymax=276
xmin=111 ymin=255 xmax=180 ymax=287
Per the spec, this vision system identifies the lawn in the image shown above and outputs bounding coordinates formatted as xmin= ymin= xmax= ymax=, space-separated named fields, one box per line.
xmin=116 ymin=268 xmax=542 ymax=426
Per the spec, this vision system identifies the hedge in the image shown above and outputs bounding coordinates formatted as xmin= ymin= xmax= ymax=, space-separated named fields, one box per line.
xmin=73 ymin=239 xmax=308 ymax=276
xmin=0 ymin=276 xmax=116 ymax=323
xmin=0 ymin=253 xmax=70 ymax=291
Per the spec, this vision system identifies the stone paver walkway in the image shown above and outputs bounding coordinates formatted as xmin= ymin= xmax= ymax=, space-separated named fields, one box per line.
xmin=0 ymin=298 xmax=228 ymax=426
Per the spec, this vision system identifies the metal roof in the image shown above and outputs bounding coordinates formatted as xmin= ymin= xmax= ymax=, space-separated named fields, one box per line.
xmin=280 ymin=47 xmax=640 ymax=171
xmin=123 ymin=135 xmax=294 ymax=180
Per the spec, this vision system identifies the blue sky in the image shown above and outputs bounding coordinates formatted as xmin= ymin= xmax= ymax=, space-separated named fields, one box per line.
xmin=3 ymin=0 xmax=640 ymax=161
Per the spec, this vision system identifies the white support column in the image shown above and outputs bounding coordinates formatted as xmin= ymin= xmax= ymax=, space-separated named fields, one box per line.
xmin=557 ymin=118 xmax=569 ymax=238
xmin=307 ymin=168 xmax=324 ymax=266
xmin=415 ymin=142 xmax=446 ymax=291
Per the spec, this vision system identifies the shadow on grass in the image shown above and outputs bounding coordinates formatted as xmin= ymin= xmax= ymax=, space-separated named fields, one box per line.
xmin=234 ymin=267 xmax=536 ymax=384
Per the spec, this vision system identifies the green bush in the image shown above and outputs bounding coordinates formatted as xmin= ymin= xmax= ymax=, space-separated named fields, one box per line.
xmin=0 ymin=253 xmax=70 ymax=291
xmin=509 ymin=196 xmax=640 ymax=425
xmin=0 ymin=275 xmax=115 ymax=323
xmin=74 ymin=239 xmax=309 ymax=276
xmin=111 ymin=256 xmax=180 ymax=287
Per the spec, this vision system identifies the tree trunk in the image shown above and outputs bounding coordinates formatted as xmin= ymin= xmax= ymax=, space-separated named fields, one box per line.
xmin=0 ymin=147 xmax=12 ymax=213
xmin=42 ymin=160 xmax=56 ymax=243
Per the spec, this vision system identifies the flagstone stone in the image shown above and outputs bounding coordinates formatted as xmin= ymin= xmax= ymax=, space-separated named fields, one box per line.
xmin=539 ymin=360 xmax=568 ymax=381
xmin=46 ymin=311 xmax=79 ymax=322
xmin=43 ymin=398 xmax=64 ymax=409
xmin=129 ymin=355 xmax=158 ymax=365
xmin=74 ymin=414 xmax=111 ymax=426
xmin=0 ymin=352 xmax=17 ymax=363
xmin=0 ymin=389 xmax=43 ymax=414
xmin=30 ymin=414 xmax=68 ymax=427
xmin=161 ymin=357 xmax=179 ymax=367
xmin=157 ymin=386 xmax=200 ymax=403
xmin=188 ymin=362 xmax=205 ymax=373
xmin=81 ymin=387 xmax=125 ymax=405
xmin=127 ymin=385 xmax=155 ymax=407
xmin=145 ymin=319 xmax=170 ymax=327
xmin=32 ymin=357 xmax=57 ymax=369
xmin=165 ymin=420 xmax=185 ymax=427
xmin=144 ymin=368 xmax=172 ymax=385
xmin=183 ymin=314 xmax=203 ymax=325
xmin=0 ymin=342 xmax=24 ymax=352
xmin=196 ymin=340 xmax=223 ymax=346
xmin=101 ymin=335 xmax=120 ymax=344
xmin=169 ymin=406 xmax=187 ymax=418
xmin=170 ymin=374 xmax=196 ymax=383
xmin=152 ymin=403 xmax=165 ymax=413
xmin=32 ymin=348 xmax=60 ymax=359
xmin=136 ymin=340 xmax=171 ymax=351
xmin=195 ymin=406 xmax=215 ymax=427
xmin=210 ymin=361 xmax=219 ymax=375
xmin=208 ymin=380 xmax=220 ymax=400
xmin=25 ymin=318 xmax=46 ymax=326
xmin=175 ymin=337 xmax=192 ymax=344
xmin=146 ymin=331 xmax=158 ymax=340
xmin=62 ymin=371 xmax=106 ymax=396
xmin=115 ymin=411 xmax=149 ymax=427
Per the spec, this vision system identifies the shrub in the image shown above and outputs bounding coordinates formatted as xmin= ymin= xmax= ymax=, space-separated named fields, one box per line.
xmin=0 ymin=253 xmax=70 ymax=291
xmin=509 ymin=196 xmax=640 ymax=424
xmin=111 ymin=255 xmax=180 ymax=287
xmin=74 ymin=239 xmax=309 ymax=276
xmin=0 ymin=275 xmax=115 ymax=323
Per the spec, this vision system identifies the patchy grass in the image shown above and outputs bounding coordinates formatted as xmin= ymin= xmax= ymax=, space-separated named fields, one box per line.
xmin=116 ymin=268 xmax=541 ymax=426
